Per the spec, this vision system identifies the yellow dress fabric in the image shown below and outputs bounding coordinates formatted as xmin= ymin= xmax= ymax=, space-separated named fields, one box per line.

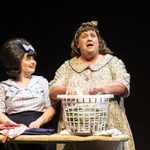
xmin=49 ymin=54 xmax=135 ymax=150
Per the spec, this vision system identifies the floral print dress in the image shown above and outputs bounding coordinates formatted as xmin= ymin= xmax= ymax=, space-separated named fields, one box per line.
xmin=49 ymin=54 xmax=135 ymax=150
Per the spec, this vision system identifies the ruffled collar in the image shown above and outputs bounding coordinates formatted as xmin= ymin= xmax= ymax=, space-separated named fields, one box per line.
xmin=69 ymin=54 xmax=114 ymax=73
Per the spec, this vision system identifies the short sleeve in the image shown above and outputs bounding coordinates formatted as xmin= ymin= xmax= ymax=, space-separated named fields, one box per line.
xmin=49 ymin=61 xmax=69 ymax=91
xmin=109 ymin=56 xmax=130 ymax=97
xmin=38 ymin=77 xmax=51 ymax=107
xmin=0 ymin=84 xmax=6 ymax=112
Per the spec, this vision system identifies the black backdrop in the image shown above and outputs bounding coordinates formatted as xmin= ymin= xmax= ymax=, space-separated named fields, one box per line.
xmin=0 ymin=2 xmax=149 ymax=149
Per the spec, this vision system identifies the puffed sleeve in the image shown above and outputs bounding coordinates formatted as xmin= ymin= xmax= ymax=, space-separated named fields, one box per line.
xmin=109 ymin=56 xmax=130 ymax=97
xmin=49 ymin=61 xmax=69 ymax=91
xmin=0 ymin=84 xmax=6 ymax=112
xmin=37 ymin=77 xmax=52 ymax=107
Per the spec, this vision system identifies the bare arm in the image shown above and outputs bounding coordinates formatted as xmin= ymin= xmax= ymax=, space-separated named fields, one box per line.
xmin=29 ymin=105 xmax=56 ymax=128
xmin=0 ymin=112 xmax=17 ymax=124
xmin=86 ymin=81 xmax=127 ymax=95
xmin=49 ymin=85 xmax=79 ymax=100
xmin=49 ymin=86 xmax=67 ymax=100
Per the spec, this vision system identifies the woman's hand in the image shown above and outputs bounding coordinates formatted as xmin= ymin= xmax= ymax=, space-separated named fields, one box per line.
xmin=66 ymin=87 xmax=77 ymax=95
xmin=28 ymin=120 xmax=41 ymax=128
xmin=84 ymin=86 xmax=103 ymax=95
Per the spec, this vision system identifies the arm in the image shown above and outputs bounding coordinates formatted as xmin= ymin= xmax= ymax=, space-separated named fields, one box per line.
xmin=29 ymin=77 xmax=56 ymax=128
xmin=29 ymin=105 xmax=56 ymax=128
xmin=0 ymin=112 xmax=17 ymax=124
xmin=108 ymin=56 xmax=130 ymax=97
xmin=50 ymin=85 xmax=79 ymax=100
xmin=0 ymin=85 xmax=17 ymax=124
xmin=101 ymin=81 xmax=128 ymax=95
xmin=87 ymin=56 xmax=130 ymax=97
xmin=49 ymin=86 xmax=67 ymax=100
xmin=87 ymin=81 xmax=128 ymax=95
xmin=49 ymin=61 xmax=72 ymax=100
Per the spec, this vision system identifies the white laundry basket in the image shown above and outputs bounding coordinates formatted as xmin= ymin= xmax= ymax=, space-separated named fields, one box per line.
xmin=57 ymin=94 xmax=114 ymax=135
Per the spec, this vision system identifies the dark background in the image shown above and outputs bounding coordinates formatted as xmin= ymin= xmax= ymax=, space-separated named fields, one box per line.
xmin=0 ymin=2 xmax=149 ymax=149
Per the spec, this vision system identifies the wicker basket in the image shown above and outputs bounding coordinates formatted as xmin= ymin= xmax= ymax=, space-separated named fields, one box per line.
xmin=57 ymin=94 xmax=114 ymax=135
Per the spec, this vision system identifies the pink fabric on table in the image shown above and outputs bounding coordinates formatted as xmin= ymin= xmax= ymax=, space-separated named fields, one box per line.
xmin=0 ymin=122 xmax=28 ymax=143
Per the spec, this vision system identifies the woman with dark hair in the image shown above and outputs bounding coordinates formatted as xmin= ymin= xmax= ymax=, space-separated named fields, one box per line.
xmin=0 ymin=38 xmax=37 ymax=81
xmin=49 ymin=21 xmax=135 ymax=150
xmin=0 ymin=38 xmax=56 ymax=150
